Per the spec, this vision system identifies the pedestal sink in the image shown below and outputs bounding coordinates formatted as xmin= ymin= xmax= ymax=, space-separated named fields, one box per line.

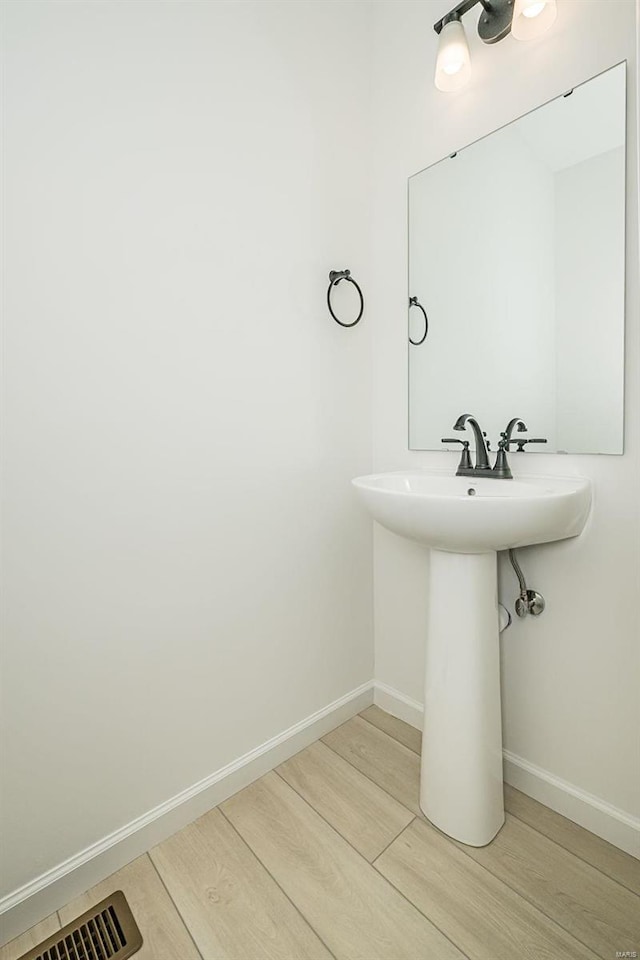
xmin=352 ymin=470 xmax=591 ymax=846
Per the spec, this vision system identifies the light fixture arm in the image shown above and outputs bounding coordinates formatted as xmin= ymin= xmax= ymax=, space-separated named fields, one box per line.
xmin=434 ymin=0 xmax=515 ymax=44
xmin=434 ymin=0 xmax=482 ymax=35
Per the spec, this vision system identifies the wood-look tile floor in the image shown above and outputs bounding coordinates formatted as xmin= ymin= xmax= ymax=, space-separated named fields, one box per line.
xmin=3 ymin=706 xmax=639 ymax=960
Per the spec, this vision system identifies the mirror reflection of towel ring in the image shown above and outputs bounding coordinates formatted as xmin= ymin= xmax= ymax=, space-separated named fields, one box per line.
xmin=328 ymin=269 xmax=364 ymax=328
xmin=409 ymin=296 xmax=428 ymax=345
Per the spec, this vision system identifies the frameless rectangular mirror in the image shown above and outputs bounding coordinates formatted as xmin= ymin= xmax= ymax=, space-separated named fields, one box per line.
xmin=408 ymin=62 xmax=626 ymax=454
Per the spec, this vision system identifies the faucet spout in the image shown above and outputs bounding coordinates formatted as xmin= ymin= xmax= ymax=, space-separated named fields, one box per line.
xmin=501 ymin=418 xmax=527 ymax=446
xmin=454 ymin=413 xmax=490 ymax=470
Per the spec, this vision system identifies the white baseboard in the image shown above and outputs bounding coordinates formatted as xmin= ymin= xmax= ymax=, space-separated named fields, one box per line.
xmin=373 ymin=681 xmax=640 ymax=860
xmin=5 ymin=677 xmax=637 ymax=947
xmin=503 ymin=750 xmax=640 ymax=858
xmin=0 ymin=681 xmax=374 ymax=947
xmin=373 ymin=680 xmax=424 ymax=728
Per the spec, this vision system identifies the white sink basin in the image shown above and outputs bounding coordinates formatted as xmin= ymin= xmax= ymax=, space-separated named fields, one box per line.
xmin=353 ymin=469 xmax=591 ymax=848
xmin=352 ymin=471 xmax=591 ymax=554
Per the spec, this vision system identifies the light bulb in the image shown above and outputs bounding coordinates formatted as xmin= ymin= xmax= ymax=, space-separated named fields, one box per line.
xmin=434 ymin=19 xmax=471 ymax=92
xmin=511 ymin=0 xmax=557 ymax=40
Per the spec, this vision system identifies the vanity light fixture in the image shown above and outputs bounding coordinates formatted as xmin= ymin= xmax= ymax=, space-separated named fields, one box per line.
xmin=434 ymin=0 xmax=558 ymax=91
xmin=434 ymin=16 xmax=472 ymax=92
xmin=511 ymin=0 xmax=557 ymax=40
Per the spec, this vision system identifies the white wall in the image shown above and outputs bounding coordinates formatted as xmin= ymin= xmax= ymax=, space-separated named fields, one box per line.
xmin=0 ymin=0 xmax=373 ymax=899
xmin=370 ymin=0 xmax=639 ymax=824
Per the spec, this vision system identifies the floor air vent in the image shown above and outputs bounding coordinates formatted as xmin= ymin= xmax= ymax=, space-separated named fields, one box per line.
xmin=19 ymin=891 xmax=143 ymax=960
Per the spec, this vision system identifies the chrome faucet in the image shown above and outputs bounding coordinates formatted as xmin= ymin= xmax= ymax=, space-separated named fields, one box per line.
xmin=492 ymin=418 xmax=527 ymax=479
xmin=501 ymin=417 xmax=549 ymax=454
xmin=453 ymin=413 xmax=490 ymax=470
xmin=501 ymin=418 xmax=527 ymax=447
xmin=444 ymin=415 xmax=548 ymax=479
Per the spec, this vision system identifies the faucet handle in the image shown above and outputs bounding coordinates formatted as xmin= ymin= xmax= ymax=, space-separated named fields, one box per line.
xmin=513 ymin=438 xmax=548 ymax=453
xmin=441 ymin=438 xmax=472 ymax=471
xmin=492 ymin=440 xmax=513 ymax=479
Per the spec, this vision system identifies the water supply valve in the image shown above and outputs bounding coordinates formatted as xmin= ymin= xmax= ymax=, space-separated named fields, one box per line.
xmin=515 ymin=589 xmax=546 ymax=618
xmin=509 ymin=548 xmax=546 ymax=618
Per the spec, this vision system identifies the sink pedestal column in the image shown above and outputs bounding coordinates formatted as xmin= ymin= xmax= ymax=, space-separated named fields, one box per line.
xmin=420 ymin=548 xmax=505 ymax=846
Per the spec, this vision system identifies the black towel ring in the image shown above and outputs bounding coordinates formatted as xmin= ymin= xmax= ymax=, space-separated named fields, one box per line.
xmin=409 ymin=296 xmax=428 ymax=345
xmin=327 ymin=269 xmax=364 ymax=328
